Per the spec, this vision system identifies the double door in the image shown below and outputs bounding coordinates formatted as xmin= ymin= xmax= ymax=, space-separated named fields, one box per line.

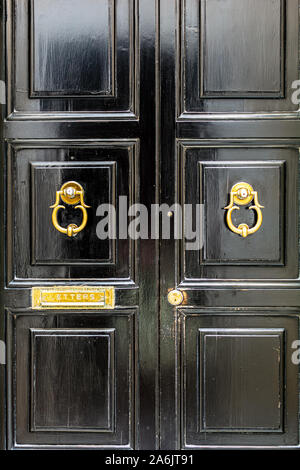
xmin=1 ymin=0 xmax=300 ymax=449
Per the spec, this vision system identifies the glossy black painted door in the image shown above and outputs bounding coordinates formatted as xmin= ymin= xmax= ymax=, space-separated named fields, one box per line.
xmin=159 ymin=0 xmax=300 ymax=450
xmin=1 ymin=0 xmax=300 ymax=451
xmin=1 ymin=0 xmax=158 ymax=450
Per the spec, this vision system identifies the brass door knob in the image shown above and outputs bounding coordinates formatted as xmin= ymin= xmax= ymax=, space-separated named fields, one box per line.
xmin=167 ymin=289 xmax=184 ymax=306
xmin=50 ymin=181 xmax=90 ymax=237
xmin=224 ymin=182 xmax=264 ymax=238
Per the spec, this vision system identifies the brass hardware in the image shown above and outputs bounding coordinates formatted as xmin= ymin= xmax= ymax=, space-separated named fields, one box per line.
xmin=50 ymin=181 xmax=90 ymax=237
xmin=224 ymin=182 xmax=264 ymax=238
xmin=32 ymin=286 xmax=115 ymax=310
xmin=167 ymin=289 xmax=184 ymax=306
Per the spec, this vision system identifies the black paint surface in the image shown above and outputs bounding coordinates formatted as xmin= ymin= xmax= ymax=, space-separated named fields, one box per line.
xmin=1 ymin=0 xmax=300 ymax=451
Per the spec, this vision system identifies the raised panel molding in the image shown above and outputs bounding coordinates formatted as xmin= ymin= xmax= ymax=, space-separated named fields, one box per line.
xmin=200 ymin=161 xmax=284 ymax=265
xmin=31 ymin=162 xmax=117 ymax=266
xmin=177 ymin=141 xmax=299 ymax=285
xmin=7 ymin=0 xmax=138 ymax=119
xmin=178 ymin=0 xmax=300 ymax=118
xmin=7 ymin=309 xmax=136 ymax=449
xmin=7 ymin=140 xmax=138 ymax=287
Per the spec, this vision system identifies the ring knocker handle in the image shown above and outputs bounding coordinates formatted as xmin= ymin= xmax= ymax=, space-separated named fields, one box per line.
xmin=50 ymin=181 xmax=90 ymax=237
xmin=224 ymin=182 xmax=264 ymax=238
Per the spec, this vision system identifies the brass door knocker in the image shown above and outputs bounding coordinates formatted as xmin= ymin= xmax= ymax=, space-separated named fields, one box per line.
xmin=224 ymin=182 xmax=264 ymax=238
xmin=50 ymin=181 xmax=90 ymax=237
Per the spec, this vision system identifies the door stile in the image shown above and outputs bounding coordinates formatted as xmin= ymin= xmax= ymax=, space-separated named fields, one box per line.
xmin=0 ymin=0 xmax=6 ymax=451
xmin=159 ymin=0 xmax=179 ymax=450
xmin=135 ymin=0 xmax=159 ymax=450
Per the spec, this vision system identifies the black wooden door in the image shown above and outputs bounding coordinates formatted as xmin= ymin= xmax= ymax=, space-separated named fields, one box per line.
xmin=1 ymin=0 xmax=300 ymax=451
xmin=1 ymin=0 xmax=158 ymax=450
xmin=159 ymin=0 xmax=300 ymax=450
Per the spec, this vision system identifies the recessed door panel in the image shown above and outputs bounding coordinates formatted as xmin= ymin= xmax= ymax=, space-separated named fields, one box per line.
xmin=7 ymin=0 xmax=138 ymax=119
xmin=179 ymin=142 xmax=299 ymax=283
xmin=180 ymin=312 xmax=299 ymax=448
xmin=202 ymin=0 xmax=283 ymax=97
xmin=202 ymin=162 xmax=283 ymax=264
xmin=31 ymin=329 xmax=115 ymax=432
xmin=7 ymin=310 xmax=136 ymax=449
xmin=32 ymin=163 xmax=114 ymax=265
xmin=178 ymin=0 xmax=299 ymax=117
xmin=31 ymin=0 xmax=114 ymax=97
xmin=8 ymin=141 xmax=138 ymax=286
